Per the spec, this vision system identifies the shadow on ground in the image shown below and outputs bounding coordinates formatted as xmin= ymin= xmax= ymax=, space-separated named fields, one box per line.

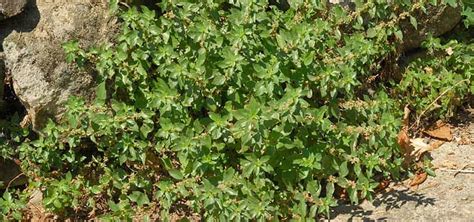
xmin=331 ymin=188 xmax=436 ymax=221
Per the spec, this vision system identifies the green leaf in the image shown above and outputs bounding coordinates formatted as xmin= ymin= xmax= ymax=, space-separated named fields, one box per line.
xmin=409 ymin=16 xmax=418 ymax=30
xmin=326 ymin=182 xmax=335 ymax=197
xmin=129 ymin=191 xmax=150 ymax=207
xmin=53 ymin=199 xmax=62 ymax=208
xmin=168 ymin=169 xmax=184 ymax=180
xmin=394 ymin=30 xmax=403 ymax=41
xmin=339 ymin=161 xmax=349 ymax=178
xmin=109 ymin=0 xmax=119 ymax=13
xmin=366 ymin=28 xmax=377 ymax=38
xmin=348 ymin=188 xmax=358 ymax=204
xmin=425 ymin=168 xmax=436 ymax=177
xmin=444 ymin=0 xmax=457 ymax=7
xmin=140 ymin=121 xmax=153 ymax=138
xmin=67 ymin=113 xmax=78 ymax=128
xmin=95 ymin=81 xmax=107 ymax=104
xmin=307 ymin=180 xmax=321 ymax=197
xmin=212 ymin=74 xmax=226 ymax=85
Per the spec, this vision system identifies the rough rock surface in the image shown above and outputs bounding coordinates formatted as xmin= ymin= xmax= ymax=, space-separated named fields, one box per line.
xmin=329 ymin=1 xmax=461 ymax=51
xmin=0 ymin=0 xmax=27 ymax=20
xmin=1 ymin=0 xmax=117 ymax=130
xmin=400 ymin=5 xmax=461 ymax=51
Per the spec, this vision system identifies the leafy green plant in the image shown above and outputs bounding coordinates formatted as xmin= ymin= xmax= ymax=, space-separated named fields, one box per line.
xmin=396 ymin=37 xmax=473 ymax=125
xmin=42 ymin=172 xmax=84 ymax=213
xmin=0 ymin=190 xmax=27 ymax=221
xmin=0 ymin=113 xmax=30 ymax=159
xmin=1 ymin=0 xmax=472 ymax=220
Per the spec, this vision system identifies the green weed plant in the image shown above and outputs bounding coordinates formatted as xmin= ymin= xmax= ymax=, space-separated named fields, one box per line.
xmin=1 ymin=0 xmax=473 ymax=220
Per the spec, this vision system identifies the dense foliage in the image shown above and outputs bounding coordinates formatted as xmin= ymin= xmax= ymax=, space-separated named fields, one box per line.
xmin=1 ymin=0 xmax=473 ymax=220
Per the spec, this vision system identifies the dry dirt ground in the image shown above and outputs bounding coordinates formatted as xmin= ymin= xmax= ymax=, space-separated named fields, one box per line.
xmin=331 ymin=110 xmax=474 ymax=222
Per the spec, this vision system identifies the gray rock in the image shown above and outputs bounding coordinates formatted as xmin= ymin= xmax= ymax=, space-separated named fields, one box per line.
xmin=2 ymin=0 xmax=117 ymax=130
xmin=400 ymin=5 xmax=462 ymax=51
xmin=328 ymin=2 xmax=460 ymax=52
xmin=0 ymin=0 xmax=27 ymax=20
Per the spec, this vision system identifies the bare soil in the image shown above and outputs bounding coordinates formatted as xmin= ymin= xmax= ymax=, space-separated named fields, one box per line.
xmin=331 ymin=110 xmax=474 ymax=222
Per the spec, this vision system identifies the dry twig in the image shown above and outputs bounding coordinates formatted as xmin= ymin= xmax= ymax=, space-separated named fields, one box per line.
xmin=6 ymin=173 xmax=25 ymax=190
xmin=438 ymin=168 xmax=474 ymax=175
xmin=414 ymin=79 xmax=470 ymax=128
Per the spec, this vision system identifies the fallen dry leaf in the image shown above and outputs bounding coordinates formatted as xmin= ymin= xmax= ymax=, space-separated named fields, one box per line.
xmin=398 ymin=106 xmax=412 ymax=158
xmin=410 ymin=172 xmax=428 ymax=187
xmin=424 ymin=123 xmax=453 ymax=141
xmin=375 ymin=179 xmax=391 ymax=192
xmin=398 ymin=130 xmax=412 ymax=154
xmin=398 ymin=130 xmax=415 ymax=166
xmin=410 ymin=138 xmax=431 ymax=161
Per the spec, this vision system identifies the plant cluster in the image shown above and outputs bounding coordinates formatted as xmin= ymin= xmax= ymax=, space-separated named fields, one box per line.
xmin=395 ymin=36 xmax=473 ymax=124
xmin=0 ymin=0 xmax=473 ymax=220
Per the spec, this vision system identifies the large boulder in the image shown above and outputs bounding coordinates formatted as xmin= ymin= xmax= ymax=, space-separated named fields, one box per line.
xmin=400 ymin=4 xmax=462 ymax=51
xmin=2 ymin=0 xmax=117 ymax=130
xmin=328 ymin=1 xmax=461 ymax=51
xmin=0 ymin=0 xmax=27 ymax=20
